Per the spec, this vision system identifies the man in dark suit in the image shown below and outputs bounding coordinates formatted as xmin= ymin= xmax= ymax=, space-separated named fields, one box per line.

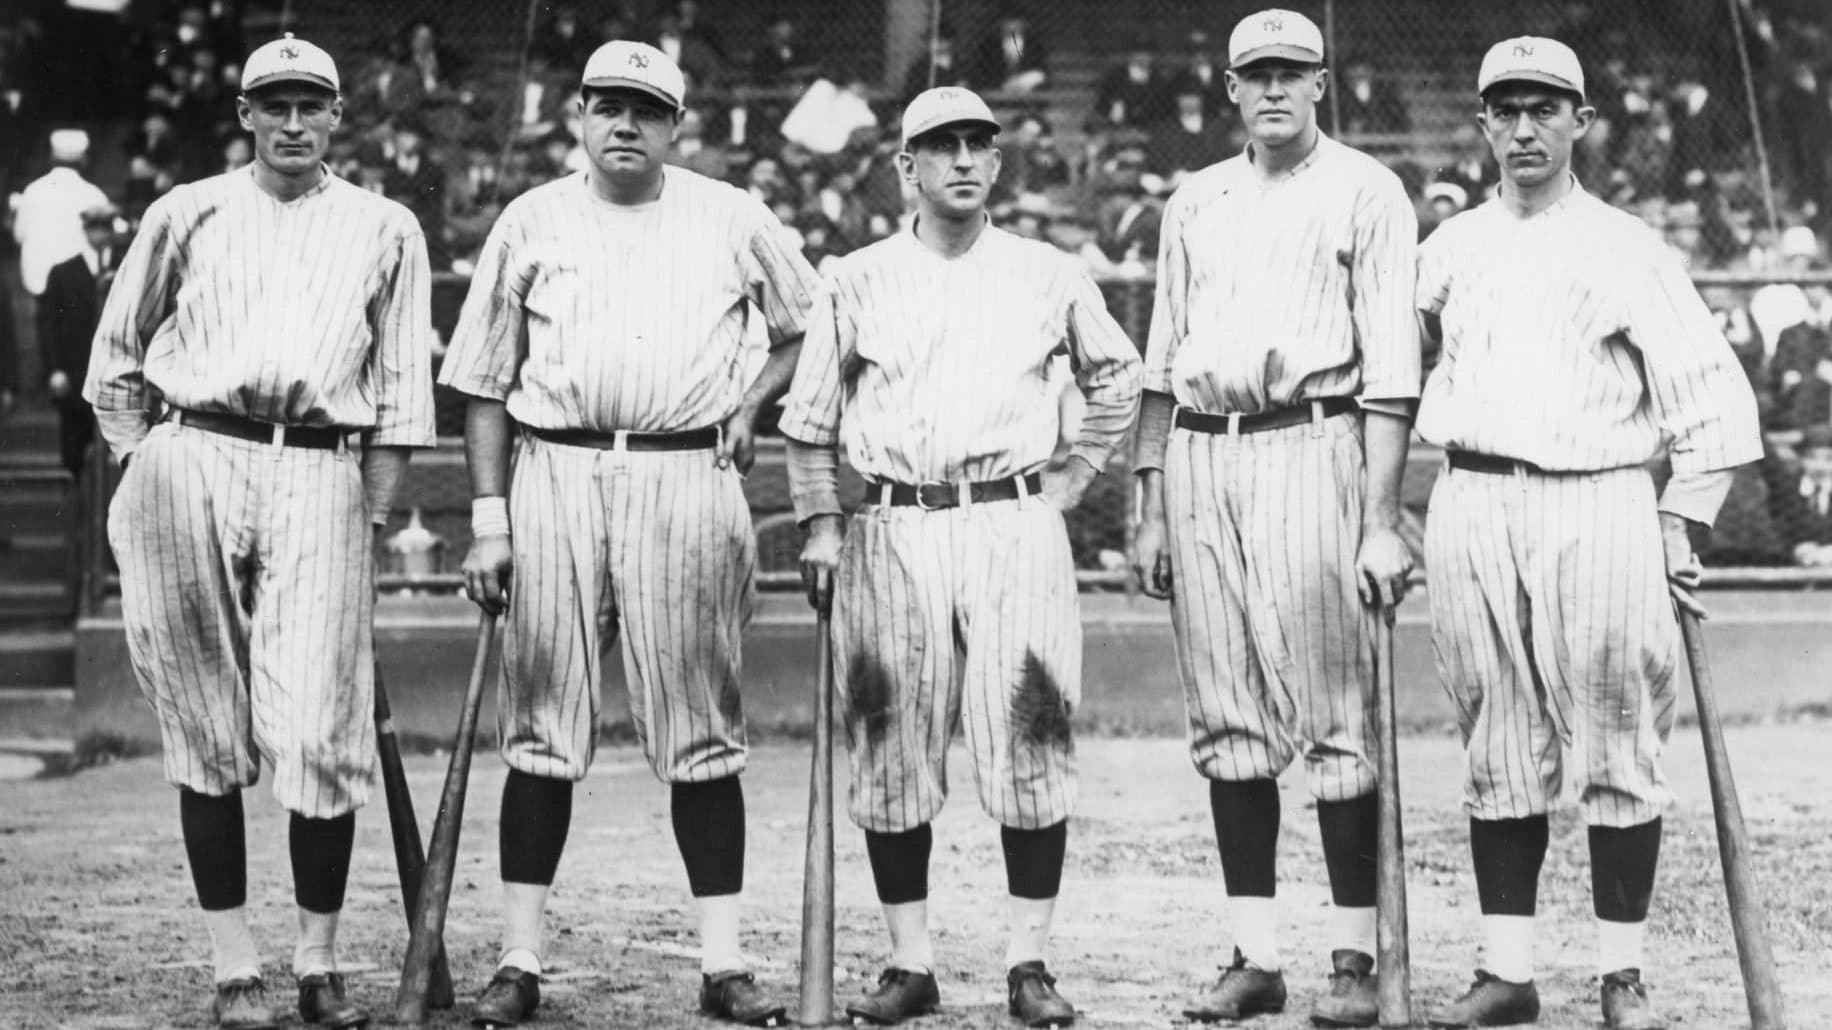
xmin=1774 ymin=423 xmax=1832 ymax=566
xmin=38 ymin=204 xmax=118 ymax=478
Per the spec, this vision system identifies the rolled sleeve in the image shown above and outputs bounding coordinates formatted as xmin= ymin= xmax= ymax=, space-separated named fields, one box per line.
xmin=777 ymin=276 xmax=851 ymax=449
xmin=365 ymin=225 xmax=437 ymax=447
xmin=1061 ymin=263 xmax=1142 ymax=470
xmin=82 ymin=199 xmax=178 ymax=459
xmin=438 ymin=213 xmax=530 ymax=401
xmin=1626 ymin=246 xmax=1763 ymax=475
xmin=1142 ymin=192 xmax=1190 ymax=397
xmin=1353 ymin=177 xmax=1422 ymax=403
xmin=742 ymin=202 xmax=821 ymax=348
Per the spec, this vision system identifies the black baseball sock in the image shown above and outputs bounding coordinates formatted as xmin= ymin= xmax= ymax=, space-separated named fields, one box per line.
xmin=1589 ymin=818 xmax=1662 ymax=922
xmin=1210 ymin=779 xmax=1280 ymax=897
xmin=672 ymin=776 xmax=745 ymax=897
xmin=289 ymin=812 xmax=356 ymax=914
xmin=500 ymin=770 xmax=574 ymax=886
xmin=180 ymin=788 xmax=247 ymax=911
xmin=1470 ymin=815 xmax=1549 ymax=916
xmin=1318 ymin=793 xmax=1379 ymax=908
xmin=1001 ymin=821 xmax=1068 ymax=899
xmin=864 ymin=823 xmax=933 ymax=904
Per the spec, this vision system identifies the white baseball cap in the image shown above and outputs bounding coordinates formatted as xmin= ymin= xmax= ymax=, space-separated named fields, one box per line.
xmin=1228 ymin=9 xmax=1324 ymax=69
xmin=1478 ymin=37 xmax=1585 ymax=101
xmin=901 ymin=86 xmax=1000 ymax=147
xmin=242 ymin=33 xmax=339 ymax=93
xmin=582 ymin=41 xmax=686 ymax=110
xmin=48 ymin=128 xmax=90 ymax=163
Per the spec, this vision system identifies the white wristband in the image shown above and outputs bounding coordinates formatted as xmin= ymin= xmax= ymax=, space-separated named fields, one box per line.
xmin=471 ymin=496 xmax=511 ymax=538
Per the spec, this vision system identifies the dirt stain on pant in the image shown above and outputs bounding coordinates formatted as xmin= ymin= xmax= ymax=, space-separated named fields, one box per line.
xmin=1014 ymin=650 xmax=1073 ymax=751
xmin=847 ymin=652 xmax=897 ymax=745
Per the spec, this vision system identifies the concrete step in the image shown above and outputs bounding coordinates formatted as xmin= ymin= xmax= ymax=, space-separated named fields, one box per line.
xmin=0 ymin=625 xmax=75 ymax=688
xmin=0 ymin=582 xmax=76 ymax=622
xmin=0 ymin=468 xmax=77 ymax=533
xmin=0 ymin=531 xmax=73 ymax=581
xmin=0 ymin=409 xmax=62 ymax=456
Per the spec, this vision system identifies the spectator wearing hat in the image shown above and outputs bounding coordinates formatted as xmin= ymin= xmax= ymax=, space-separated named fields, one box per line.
xmin=1773 ymin=424 xmax=1832 ymax=565
xmin=10 ymin=128 xmax=108 ymax=297
xmin=1334 ymin=58 xmax=1408 ymax=140
xmin=1419 ymin=181 xmax=1468 ymax=240
xmin=1092 ymin=42 xmax=1166 ymax=130
xmin=382 ymin=118 xmax=448 ymax=267
xmin=1749 ymin=225 xmax=1822 ymax=364
xmin=36 ymin=203 xmax=117 ymax=477
xmin=970 ymin=10 xmax=1048 ymax=95
xmin=1147 ymin=82 xmax=1235 ymax=186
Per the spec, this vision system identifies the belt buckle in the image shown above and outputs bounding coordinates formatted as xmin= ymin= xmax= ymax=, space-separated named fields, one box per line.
xmin=914 ymin=482 xmax=949 ymax=511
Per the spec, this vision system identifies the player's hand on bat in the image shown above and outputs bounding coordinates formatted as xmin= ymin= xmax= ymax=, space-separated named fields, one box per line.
xmin=1659 ymin=511 xmax=1708 ymax=620
xmin=1042 ymin=455 xmax=1099 ymax=512
xmin=718 ymin=408 xmax=758 ymax=476
xmin=461 ymin=534 xmax=514 ymax=615
xmin=800 ymin=514 xmax=843 ymax=614
xmin=1355 ymin=525 xmax=1413 ymax=610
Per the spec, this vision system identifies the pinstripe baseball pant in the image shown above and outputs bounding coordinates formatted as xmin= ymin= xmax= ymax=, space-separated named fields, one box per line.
xmin=107 ymin=420 xmax=376 ymax=818
xmin=1425 ymin=463 xmax=1678 ymax=827
xmin=831 ymin=493 xmax=1081 ymax=834
xmin=499 ymin=432 xmax=753 ymax=784
xmin=1163 ymin=410 xmax=1377 ymax=802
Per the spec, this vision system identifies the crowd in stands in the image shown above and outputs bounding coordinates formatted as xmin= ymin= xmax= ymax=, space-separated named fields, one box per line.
xmin=3 ymin=0 xmax=1832 ymax=563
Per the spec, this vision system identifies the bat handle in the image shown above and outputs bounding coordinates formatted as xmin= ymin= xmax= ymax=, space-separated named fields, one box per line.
xmin=1374 ymin=609 xmax=1412 ymax=1027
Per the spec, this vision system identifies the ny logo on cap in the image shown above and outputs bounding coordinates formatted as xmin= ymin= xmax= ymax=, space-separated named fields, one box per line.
xmin=628 ymin=51 xmax=649 ymax=69
xmin=279 ymin=44 xmax=299 ymax=59
xmin=1263 ymin=16 xmax=1284 ymax=31
xmin=934 ymin=88 xmax=961 ymax=100
xmin=1512 ymin=42 xmax=1535 ymax=57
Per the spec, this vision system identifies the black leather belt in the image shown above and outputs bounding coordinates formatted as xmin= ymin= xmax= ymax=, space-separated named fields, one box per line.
xmin=1445 ymin=451 xmax=1586 ymax=476
xmin=871 ymin=472 xmax=1045 ymax=510
xmin=169 ymin=409 xmax=346 ymax=449
xmin=1175 ymin=397 xmax=1358 ymax=435
xmin=528 ymin=425 xmax=720 ymax=451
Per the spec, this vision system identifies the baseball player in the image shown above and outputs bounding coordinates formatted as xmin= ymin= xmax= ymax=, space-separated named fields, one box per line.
xmin=440 ymin=41 xmax=818 ymax=1029
xmin=1415 ymin=38 xmax=1760 ymax=1030
xmin=786 ymin=86 xmax=1142 ymax=1028
xmin=1128 ymin=10 xmax=1420 ymax=1027
xmin=83 ymin=34 xmax=435 ymax=1030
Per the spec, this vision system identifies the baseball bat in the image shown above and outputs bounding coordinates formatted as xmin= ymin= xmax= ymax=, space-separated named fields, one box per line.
xmin=372 ymin=658 xmax=456 ymax=1011
xmin=395 ymin=613 xmax=497 ymax=1024
xmin=1373 ymin=609 xmax=1412 ymax=1028
xmin=796 ymin=612 xmax=836 ymax=1026
xmin=1677 ymin=610 xmax=1786 ymax=1030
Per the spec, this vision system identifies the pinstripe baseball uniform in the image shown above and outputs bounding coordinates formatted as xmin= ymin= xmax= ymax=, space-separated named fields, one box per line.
xmin=1144 ymin=134 xmax=1419 ymax=799
xmin=84 ymin=165 xmax=436 ymax=818
xmin=439 ymin=166 xmax=818 ymax=783
xmin=1416 ymin=184 xmax=1761 ymax=826
xmin=779 ymin=223 xmax=1141 ymax=833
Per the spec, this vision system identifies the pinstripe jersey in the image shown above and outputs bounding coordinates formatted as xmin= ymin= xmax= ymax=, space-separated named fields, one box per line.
xmin=1416 ymin=184 xmax=1762 ymax=474
xmin=1145 ymin=133 xmax=1420 ymax=414
xmin=777 ymin=222 xmax=1140 ymax=484
xmin=438 ymin=168 xmax=818 ymax=431
xmin=83 ymin=164 xmax=437 ymax=456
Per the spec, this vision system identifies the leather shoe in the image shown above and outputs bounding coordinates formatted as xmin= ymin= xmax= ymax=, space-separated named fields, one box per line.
xmin=700 ymin=970 xmax=787 ymax=1026
xmin=1427 ymin=969 xmax=1540 ymax=1027
xmin=1184 ymin=948 xmax=1287 ymax=1022
xmin=212 ymin=977 xmax=279 ymax=1030
xmin=1310 ymin=950 xmax=1378 ymax=1027
xmin=845 ymin=967 xmax=941 ymax=1025
xmin=1600 ymin=969 xmax=1668 ymax=1030
xmin=1007 ymin=961 xmax=1075 ymax=1027
xmin=297 ymin=972 xmax=369 ymax=1028
xmin=471 ymin=966 xmax=540 ymax=1028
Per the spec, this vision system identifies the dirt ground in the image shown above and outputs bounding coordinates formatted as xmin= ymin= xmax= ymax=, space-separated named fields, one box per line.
xmin=2 ymin=726 xmax=1829 ymax=1029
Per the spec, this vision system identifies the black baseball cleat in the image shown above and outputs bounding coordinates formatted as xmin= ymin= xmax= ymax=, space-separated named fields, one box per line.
xmin=297 ymin=972 xmax=369 ymax=1028
xmin=211 ymin=976 xmax=280 ymax=1030
xmin=1310 ymin=949 xmax=1378 ymax=1027
xmin=1007 ymin=961 xmax=1076 ymax=1027
xmin=700 ymin=970 xmax=788 ymax=1027
xmin=845 ymin=967 xmax=941 ymax=1026
xmin=471 ymin=966 xmax=540 ymax=1029
xmin=1599 ymin=968 xmax=1669 ymax=1030
xmin=1183 ymin=948 xmax=1287 ymax=1022
xmin=1426 ymin=969 xmax=1539 ymax=1027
